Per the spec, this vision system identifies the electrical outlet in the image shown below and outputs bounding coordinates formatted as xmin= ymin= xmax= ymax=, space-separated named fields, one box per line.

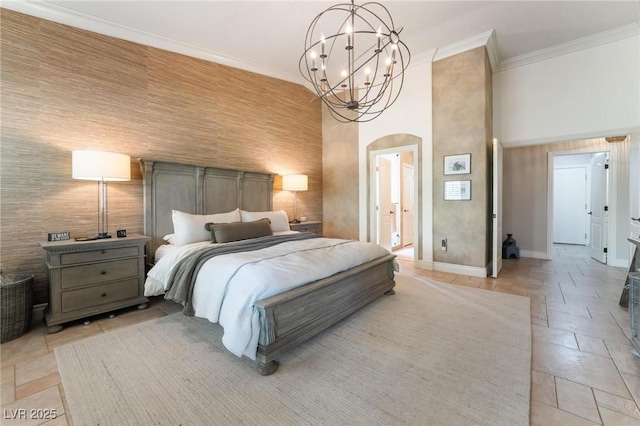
xmin=441 ymin=237 xmax=447 ymax=251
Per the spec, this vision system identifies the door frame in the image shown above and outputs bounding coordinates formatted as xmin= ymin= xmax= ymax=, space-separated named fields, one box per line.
xmin=369 ymin=145 xmax=419 ymax=262
xmin=491 ymin=138 xmax=503 ymax=278
xmin=547 ymin=149 xmax=610 ymax=261
xmin=589 ymin=153 xmax=609 ymax=263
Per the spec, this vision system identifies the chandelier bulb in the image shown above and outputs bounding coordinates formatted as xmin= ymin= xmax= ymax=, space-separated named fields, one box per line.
xmin=310 ymin=51 xmax=318 ymax=72
xmin=320 ymin=33 xmax=327 ymax=58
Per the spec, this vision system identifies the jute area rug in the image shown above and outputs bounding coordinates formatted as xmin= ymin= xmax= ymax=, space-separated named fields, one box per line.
xmin=55 ymin=273 xmax=531 ymax=425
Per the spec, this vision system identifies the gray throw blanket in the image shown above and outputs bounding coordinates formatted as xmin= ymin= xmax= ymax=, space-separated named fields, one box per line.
xmin=166 ymin=232 xmax=321 ymax=315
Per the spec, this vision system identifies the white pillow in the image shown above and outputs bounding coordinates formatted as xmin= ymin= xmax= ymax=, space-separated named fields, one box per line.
xmin=163 ymin=233 xmax=176 ymax=245
xmin=240 ymin=210 xmax=290 ymax=232
xmin=171 ymin=208 xmax=241 ymax=246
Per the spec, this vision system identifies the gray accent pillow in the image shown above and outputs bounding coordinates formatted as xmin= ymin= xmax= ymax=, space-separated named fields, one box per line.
xmin=205 ymin=218 xmax=272 ymax=243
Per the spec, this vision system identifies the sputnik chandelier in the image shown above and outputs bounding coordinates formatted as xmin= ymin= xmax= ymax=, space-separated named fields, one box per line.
xmin=299 ymin=0 xmax=410 ymax=123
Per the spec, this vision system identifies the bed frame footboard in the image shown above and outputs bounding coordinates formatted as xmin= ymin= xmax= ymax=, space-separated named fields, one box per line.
xmin=252 ymin=254 xmax=396 ymax=375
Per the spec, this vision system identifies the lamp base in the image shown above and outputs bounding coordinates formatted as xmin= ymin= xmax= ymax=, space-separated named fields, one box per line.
xmin=96 ymin=233 xmax=112 ymax=239
xmin=290 ymin=219 xmax=300 ymax=224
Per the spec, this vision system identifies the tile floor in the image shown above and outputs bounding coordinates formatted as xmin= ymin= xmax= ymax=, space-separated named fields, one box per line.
xmin=1 ymin=244 xmax=638 ymax=425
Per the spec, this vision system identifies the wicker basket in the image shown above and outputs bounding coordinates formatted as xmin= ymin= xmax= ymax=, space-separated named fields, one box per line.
xmin=1 ymin=273 xmax=34 ymax=343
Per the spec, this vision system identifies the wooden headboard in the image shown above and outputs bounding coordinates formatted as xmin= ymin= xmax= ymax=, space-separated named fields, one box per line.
xmin=140 ymin=159 xmax=274 ymax=256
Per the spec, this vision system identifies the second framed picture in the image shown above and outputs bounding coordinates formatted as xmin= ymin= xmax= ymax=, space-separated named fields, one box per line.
xmin=444 ymin=153 xmax=471 ymax=175
xmin=444 ymin=180 xmax=472 ymax=201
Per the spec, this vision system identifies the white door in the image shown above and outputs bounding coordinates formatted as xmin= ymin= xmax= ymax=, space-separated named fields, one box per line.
xmin=553 ymin=167 xmax=588 ymax=245
xmin=378 ymin=157 xmax=393 ymax=252
xmin=589 ymin=153 xmax=609 ymax=263
xmin=402 ymin=164 xmax=414 ymax=247
xmin=492 ymin=139 xmax=503 ymax=278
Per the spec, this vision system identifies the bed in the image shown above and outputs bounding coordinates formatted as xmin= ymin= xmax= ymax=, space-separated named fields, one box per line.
xmin=141 ymin=159 xmax=397 ymax=375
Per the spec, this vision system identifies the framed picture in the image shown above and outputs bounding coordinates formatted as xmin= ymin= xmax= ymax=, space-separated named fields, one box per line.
xmin=444 ymin=180 xmax=471 ymax=201
xmin=444 ymin=153 xmax=471 ymax=175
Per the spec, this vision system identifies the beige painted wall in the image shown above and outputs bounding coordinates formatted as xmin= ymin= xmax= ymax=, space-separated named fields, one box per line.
xmin=0 ymin=10 xmax=322 ymax=304
xmin=322 ymin=103 xmax=359 ymax=239
xmin=432 ymin=47 xmax=492 ymax=269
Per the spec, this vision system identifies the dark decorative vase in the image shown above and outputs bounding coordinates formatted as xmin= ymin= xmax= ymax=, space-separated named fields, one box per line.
xmin=502 ymin=234 xmax=520 ymax=259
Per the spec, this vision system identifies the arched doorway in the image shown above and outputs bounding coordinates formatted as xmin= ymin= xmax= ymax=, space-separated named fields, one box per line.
xmin=367 ymin=134 xmax=422 ymax=262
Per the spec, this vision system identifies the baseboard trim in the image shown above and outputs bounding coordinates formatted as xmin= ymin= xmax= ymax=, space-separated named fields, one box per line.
xmin=608 ymin=257 xmax=630 ymax=268
xmin=519 ymin=250 xmax=550 ymax=260
xmin=414 ymin=259 xmax=433 ymax=270
xmin=433 ymin=261 xmax=488 ymax=278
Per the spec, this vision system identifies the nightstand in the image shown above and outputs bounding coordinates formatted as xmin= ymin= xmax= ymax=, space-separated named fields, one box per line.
xmin=289 ymin=221 xmax=322 ymax=234
xmin=39 ymin=234 xmax=150 ymax=333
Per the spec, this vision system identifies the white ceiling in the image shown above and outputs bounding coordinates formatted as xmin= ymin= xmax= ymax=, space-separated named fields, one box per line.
xmin=4 ymin=1 xmax=640 ymax=84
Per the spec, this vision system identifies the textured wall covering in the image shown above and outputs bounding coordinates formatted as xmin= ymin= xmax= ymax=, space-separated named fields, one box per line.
xmin=432 ymin=47 xmax=492 ymax=269
xmin=0 ymin=10 xmax=322 ymax=304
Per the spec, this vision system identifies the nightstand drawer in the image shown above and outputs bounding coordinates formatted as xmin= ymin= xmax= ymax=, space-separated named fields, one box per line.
xmin=289 ymin=221 xmax=321 ymax=234
xmin=61 ymin=279 xmax=139 ymax=313
xmin=61 ymin=258 xmax=139 ymax=289
xmin=293 ymin=225 xmax=318 ymax=233
xmin=61 ymin=246 xmax=139 ymax=265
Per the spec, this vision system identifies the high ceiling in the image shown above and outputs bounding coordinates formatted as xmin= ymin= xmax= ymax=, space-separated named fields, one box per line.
xmin=4 ymin=1 xmax=639 ymax=84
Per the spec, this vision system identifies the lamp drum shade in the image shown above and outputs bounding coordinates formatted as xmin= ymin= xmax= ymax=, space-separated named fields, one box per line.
xmin=72 ymin=150 xmax=131 ymax=181
xmin=282 ymin=174 xmax=308 ymax=191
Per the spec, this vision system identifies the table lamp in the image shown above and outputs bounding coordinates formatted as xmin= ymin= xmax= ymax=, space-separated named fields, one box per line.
xmin=72 ymin=150 xmax=131 ymax=239
xmin=282 ymin=174 xmax=308 ymax=223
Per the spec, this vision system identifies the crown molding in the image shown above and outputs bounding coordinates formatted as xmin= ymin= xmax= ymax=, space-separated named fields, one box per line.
xmin=500 ymin=126 xmax=639 ymax=149
xmin=1 ymin=0 xmax=304 ymax=85
xmin=411 ymin=30 xmax=499 ymax=72
xmin=433 ymin=30 xmax=496 ymax=65
xmin=496 ymin=22 xmax=640 ymax=72
xmin=409 ymin=48 xmax=438 ymax=68
xmin=485 ymin=30 xmax=500 ymax=72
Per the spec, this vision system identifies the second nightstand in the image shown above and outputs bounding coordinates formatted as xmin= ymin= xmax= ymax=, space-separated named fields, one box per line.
xmin=289 ymin=221 xmax=322 ymax=234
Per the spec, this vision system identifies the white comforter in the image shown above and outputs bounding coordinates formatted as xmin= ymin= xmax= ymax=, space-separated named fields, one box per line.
xmin=144 ymin=237 xmax=390 ymax=360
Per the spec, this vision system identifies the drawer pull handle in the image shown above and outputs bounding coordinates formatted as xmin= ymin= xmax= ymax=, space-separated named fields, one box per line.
xmin=101 ymin=293 xmax=107 ymax=297
xmin=102 ymin=250 xmax=107 ymax=254
xmin=101 ymin=271 xmax=106 ymax=275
